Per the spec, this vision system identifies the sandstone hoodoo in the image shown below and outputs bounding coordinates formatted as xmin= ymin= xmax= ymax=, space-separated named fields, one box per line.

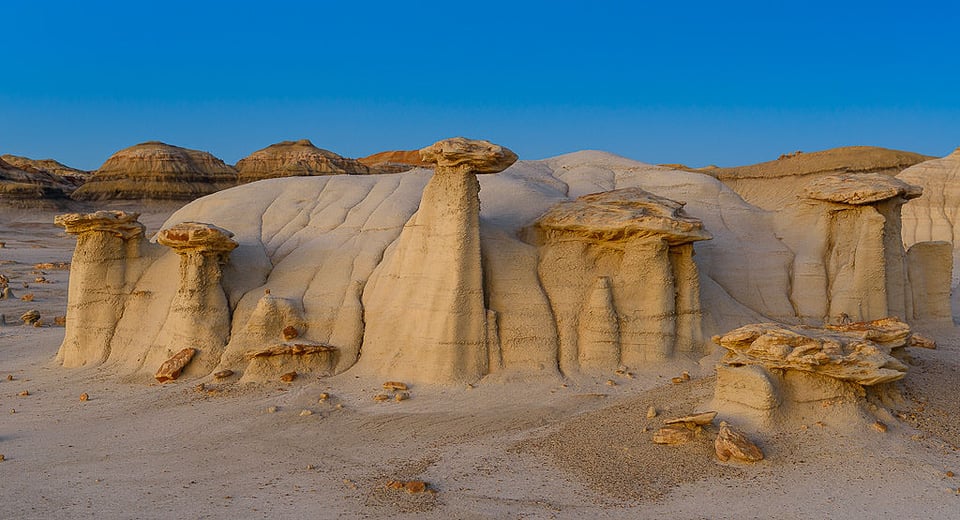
xmin=52 ymin=137 xmax=949 ymax=392
xmin=235 ymin=139 xmax=370 ymax=183
xmin=71 ymin=141 xmax=237 ymax=201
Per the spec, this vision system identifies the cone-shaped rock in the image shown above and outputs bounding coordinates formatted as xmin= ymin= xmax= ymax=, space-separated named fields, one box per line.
xmin=358 ymin=137 xmax=517 ymax=384
xmin=235 ymin=139 xmax=369 ymax=183
xmin=71 ymin=141 xmax=237 ymax=201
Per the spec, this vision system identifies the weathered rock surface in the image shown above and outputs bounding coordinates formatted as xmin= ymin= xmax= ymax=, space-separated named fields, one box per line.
xmin=357 ymin=138 xmax=517 ymax=383
xmin=804 ymin=173 xmax=922 ymax=205
xmin=899 ymin=147 xmax=960 ymax=288
xmin=0 ymin=156 xmax=77 ymax=206
xmin=71 ymin=141 xmax=237 ymax=201
xmin=715 ymin=320 xmax=909 ymax=385
xmin=1 ymin=154 xmax=90 ymax=186
xmin=690 ymin=146 xmax=931 ymax=210
xmin=358 ymin=149 xmax=433 ymax=174
xmin=715 ymin=421 xmax=764 ymax=462
xmin=155 ymin=347 xmax=197 ymax=382
xmin=235 ymin=139 xmax=369 ymax=183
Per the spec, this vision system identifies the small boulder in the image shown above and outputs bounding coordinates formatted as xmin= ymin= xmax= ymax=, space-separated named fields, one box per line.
xmin=715 ymin=421 xmax=764 ymax=462
xmin=154 ymin=348 xmax=197 ymax=383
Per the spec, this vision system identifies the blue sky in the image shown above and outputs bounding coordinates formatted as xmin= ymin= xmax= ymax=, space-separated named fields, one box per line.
xmin=2 ymin=0 xmax=958 ymax=170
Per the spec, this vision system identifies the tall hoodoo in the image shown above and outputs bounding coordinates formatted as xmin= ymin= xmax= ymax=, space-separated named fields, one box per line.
xmin=358 ymin=137 xmax=517 ymax=384
xmin=531 ymin=188 xmax=712 ymax=373
xmin=152 ymin=222 xmax=238 ymax=377
xmin=778 ymin=173 xmax=922 ymax=324
xmin=54 ymin=211 xmax=146 ymax=367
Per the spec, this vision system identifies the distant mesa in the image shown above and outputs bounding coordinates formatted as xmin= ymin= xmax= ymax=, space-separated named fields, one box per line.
xmin=0 ymin=155 xmax=81 ymax=207
xmin=358 ymin=149 xmax=434 ymax=174
xmin=675 ymin=146 xmax=932 ymax=210
xmin=71 ymin=141 xmax=237 ymax=201
xmin=1 ymin=154 xmax=90 ymax=187
xmin=235 ymin=139 xmax=370 ymax=183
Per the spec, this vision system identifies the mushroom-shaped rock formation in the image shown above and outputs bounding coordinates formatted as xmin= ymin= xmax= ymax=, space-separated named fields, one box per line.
xmin=899 ymin=147 xmax=960 ymax=289
xmin=357 ymin=137 xmax=517 ymax=384
xmin=691 ymin=146 xmax=932 ymax=211
xmin=235 ymin=139 xmax=370 ymax=183
xmin=54 ymin=211 xmax=147 ymax=367
xmin=530 ymin=188 xmax=711 ymax=372
xmin=775 ymin=173 xmax=923 ymax=324
xmin=71 ymin=141 xmax=237 ymax=201
xmin=149 ymin=223 xmax=238 ymax=378
xmin=713 ymin=318 xmax=919 ymax=427
xmin=358 ymin=149 xmax=434 ymax=174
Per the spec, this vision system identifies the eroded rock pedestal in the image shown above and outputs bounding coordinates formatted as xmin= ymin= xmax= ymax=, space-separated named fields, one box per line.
xmin=358 ymin=138 xmax=518 ymax=384
xmin=713 ymin=317 xmax=916 ymax=426
xmin=530 ymin=188 xmax=711 ymax=372
xmin=54 ymin=211 xmax=146 ymax=367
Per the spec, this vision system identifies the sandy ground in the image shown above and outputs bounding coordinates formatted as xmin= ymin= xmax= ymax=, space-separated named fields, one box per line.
xmin=2 ymin=207 xmax=959 ymax=519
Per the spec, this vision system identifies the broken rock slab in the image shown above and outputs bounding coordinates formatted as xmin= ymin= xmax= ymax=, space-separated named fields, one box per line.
xmin=715 ymin=421 xmax=764 ymax=462
xmin=155 ymin=348 xmax=197 ymax=383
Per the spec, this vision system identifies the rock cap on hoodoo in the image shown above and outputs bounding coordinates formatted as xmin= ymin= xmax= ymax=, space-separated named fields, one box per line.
xmin=419 ymin=137 xmax=518 ymax=173
xmin=157 ymin=222 xmax=238 ymax=254
xmin=71 ymin=141 xmax=237 ymax=201
xmin=235 ymin=139 xmax=369 ymax=182
xmin=54 ymin=210 xmax=145 ymax=238
xmin=534 ymin=187 xmax=712 ymax=245
xmin=804 ymin=173 xmax=922 ymax=205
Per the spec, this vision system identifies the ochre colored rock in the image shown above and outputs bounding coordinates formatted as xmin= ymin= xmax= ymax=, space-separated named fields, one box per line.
xmin=235 ymin=139 xmax=369 ymax=183
xmin=715 ymin=320 xmax=909 ymax=385
xmin=715 ymin=421 xmax=764 ymax=462
xmin=71 ymin=141 xmax=237 ymax=201
xmin=358 ymin=149 xmax=433 ymax=173
xmin=157 ymin=222 xmax=238 ymax=256
xmin=653 ymin=425 xmax=699 ymax=445
xmin=419 ymin=137 xmax=518 ymax=174
xmin=804 ymin=173 xmax=922 ymax=205
xmin=664 ymin=411 xmax=717 ymax=426
xmin=0 ymin=156 xmax=79 ymax=206
xmin=155 ymin=348 xmax=197 ymax=382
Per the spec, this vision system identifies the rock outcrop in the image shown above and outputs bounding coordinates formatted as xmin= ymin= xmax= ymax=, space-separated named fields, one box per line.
xmin=358 ymin=149 xmax=433 ymax=174
xmin=357 ymin=137 xmax=517 ymax=383
xmin=1 ymin=156 xmax=78 ymax=206
xmin=776 ymin=173 xmax=923 ymax=324
xmin=691 ymin=146 xmax=931 ymax=210
xmin=529 ymin=188 xmax=711 ymax=372
xmin=713 ymin=317 xmax=919 ymax=426
xmin=71 ymin=141 xmax=237 ymax=201
xmin=1 ymin=154 xmax=90 ymax=186
xmin=235 ymin=139 xmax=369 ymax=183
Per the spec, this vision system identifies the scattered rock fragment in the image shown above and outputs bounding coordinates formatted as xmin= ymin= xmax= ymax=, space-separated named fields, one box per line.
xmin=154 ymin=348 xmax=197 ymax=383
xmin=1 ymin=287 xmax=13 ymax=300
xmin=299 ymin=409 xmax=313 ymax=416
xmin=282 ymin=325 xmax=299 ymax=341
xmin=386 ymin=480 xmax=431 ymax=494
xmin=946 ymin=471 xmax=955 ymax=478
xmin=194 ymin=383 xmax=206 ymax=392
xmin=383 ymin=381 xmax=408 ymax=391
xmin=213 ymin=369 xmax=233 ymax=380
xmin=266 ymin=406 xmax=278 ymax=413
xmin=653 ymin=425 xmax=698 ymax=445
xmin=53 ymin=316 xmax=66 ymax=326
xmin=715 ymin=421 xmax=764 ymax=462
xmin=6 ymin=375 xmax=13 ymax=381
xmin=664 ymin=411 xmax=717 ymax=426
xmin=0 ymin=454 xmax=5 ymax=462
xmin=279 ymin=371 xmax=297 ymax=383
xmin=20 ymin=310 xmax=40 ymax=325
xmin=872 ymin=421 xmax=888 ymax=433
xmin=909 ymin=333 xmax=937 ymax=349
xmin=18 ymin=390 xmax=29 ymax=396
xmin=395 ymin=392 xmax=410 ymax=402
xmin=79 ymin=393 xmax=89 ymax=402
xmin=646 ymin=406 xmax=658 ymax=418
xmin=318 ymin=392 xmax=330 ymax=402
xmin=605 ymin=379 xmax=617 ymax=386
xmin=33 ymin=262 xmax=70 ymax=270
xmin=373 ymin=394 xmax=390 ymax=402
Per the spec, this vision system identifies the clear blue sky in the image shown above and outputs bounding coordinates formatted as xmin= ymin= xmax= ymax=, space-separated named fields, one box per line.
xmin=2 ymin=0 xmax=958 ymax=170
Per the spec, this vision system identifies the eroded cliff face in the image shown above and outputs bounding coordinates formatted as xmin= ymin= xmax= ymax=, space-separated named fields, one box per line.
xmin=53 ymin=139 xmax=946 ymax=386
xmin=899 ymin=148 xmax=960 ymax=286
xmin=235 ymin=139 xmax=370 ymax=183
xmin=71 ymin=141 xmax=237 ymax=201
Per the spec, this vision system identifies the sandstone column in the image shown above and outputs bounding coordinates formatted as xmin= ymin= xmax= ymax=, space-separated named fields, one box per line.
xmin=359 ymin=138 xmax=517 ymax=384
xmin=154 ymin=222 xmax=238 ymax=377
xmin=55 ymin=211 xmax=145 ymax=367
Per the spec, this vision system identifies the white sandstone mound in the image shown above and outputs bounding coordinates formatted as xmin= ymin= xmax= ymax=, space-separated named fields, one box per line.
xmin=53 ymin=138 xmax=946 ymax=387
xmin=899 ymin=147 xmax=960 ymax=287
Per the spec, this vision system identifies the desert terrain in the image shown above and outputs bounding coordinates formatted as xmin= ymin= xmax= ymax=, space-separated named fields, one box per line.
xmin=2 ymin=143 xmax=960 ymax=519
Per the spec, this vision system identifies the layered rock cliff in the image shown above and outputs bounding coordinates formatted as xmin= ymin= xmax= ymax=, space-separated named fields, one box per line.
xmin=235 ymin=139 xmax=369 ymax=183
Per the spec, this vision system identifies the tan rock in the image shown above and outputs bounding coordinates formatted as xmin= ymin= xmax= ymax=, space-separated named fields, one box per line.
xmin=419 ymin=137 xmax=517 ymax=174
xmin=395 ymin=392 xmax=410 ymax=402
xmin=382 ymin=381 xmax=408 ymax=391
xmin=804 ymin=173 xmax=922 ymax=205
xmin=157 ymin=222 xmax=238 ymax=256
xmin=281 ymin=325 xmax=299 ymax=341
xmin=653 ymin=425 xmax=698 ymax=445
xmin=715 ymin=364 xmax=780 ymax=411
xmin=71 ymin=141 xmax=237 ymax=201
xmin=155 ymin=348 xmax=197 ymax=383
xmin=715 ymin=321 xmax=909 ymax=385
xmin=358 ymin=149 xmax=433 ymax=174
xmin=373 ymin=394 xmax=390 ymax=402
xmin=715 ymin=421 xmax=763 ymax=462
xmin=664 ymin=411 xmax=718 ymax=426
xmin=79 ymin=393 xmax=89 ymax=402
xmin=279 ymin=371 xmax=297 ymax=383
xmin=646 ymin=406 xmax=658 ymax=418
xmin=908 ymin=333 xmax=937 ymax=349
xmin=20 ymin=310 xmax=40 ymax=325
xmin=213 ymin=369 xmax=234 ymax=380
xmin=235 ymin=139 xmax=369 ymax=183
xmin=0 ymin=155 xmax=79 ymax=206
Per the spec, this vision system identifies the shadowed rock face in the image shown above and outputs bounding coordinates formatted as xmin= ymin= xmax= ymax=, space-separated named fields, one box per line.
xmin=71 ymin=141 xmax=237 ymax=201
xmin=0 ymin=156 xmax=78 ymax=206
xmin=235 ymin=139 xmax=369 ymax=183
xmin=357 ymin=149 xmax=433 ymax=174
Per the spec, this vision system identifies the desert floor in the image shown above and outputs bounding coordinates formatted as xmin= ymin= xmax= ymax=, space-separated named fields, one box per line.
xmin=1 ymin=206 xmax=959 ymax=519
